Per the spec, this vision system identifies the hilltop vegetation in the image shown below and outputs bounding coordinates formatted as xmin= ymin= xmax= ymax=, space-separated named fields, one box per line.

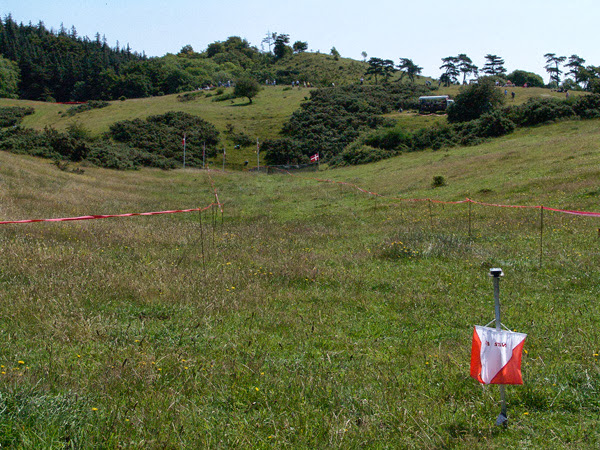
xmin=0 ymin=17 xmax=367 ymax=102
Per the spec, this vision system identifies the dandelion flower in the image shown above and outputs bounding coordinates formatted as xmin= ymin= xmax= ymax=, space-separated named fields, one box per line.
xmin=17 ymin=361 xmax=24 ymax=365
xmin=92 ymin=407 xmax=98 ymax=411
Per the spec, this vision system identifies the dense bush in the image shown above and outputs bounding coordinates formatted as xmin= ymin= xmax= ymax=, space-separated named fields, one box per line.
xmin=363 ymin=127 xmax=411 ymax=150
xmin=177 ymin=91 xmax=204 ymax=102
xmin=507 ymin=70 xmax=545 ymax=87
xmin=332 ymin=109 xmax=516 ymax=167
xmin=0 ymin=106 xmax=35 ymax=127
xmin=507 ymin=97 xmax=575 ymax=126
xmin=109 ymin=111 xmax=220 ymax=165
xmin=61 ymin=100 xmax=110 ymax=117
xmin=264 ymin=83 xmax=428 ymax=164
xmin=262 ymin=138 xmax=305 ymax=165
xmin=572 ymin=94 xmax=600 ymax=119
xmin=0 ymin=126 xmax=55 ymax=158
xmin=335 ymin=143 xmax=397 ymax=167
xmin=475 ymin=110 xmax=516 ymax=137
xmin=447 ymin=78 xmax=505 ymax=123
xmin=0 ymin=111 xmax=221 ymax=170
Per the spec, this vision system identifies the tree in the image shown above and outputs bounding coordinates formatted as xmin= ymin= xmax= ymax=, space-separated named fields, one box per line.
xmin=361 ymin=51 xmax=368 ymax=62
xmin=365 ymin=57 xmax=385 ymax=84
xmin=397 ymin=58 xmax=422 ymax=83
xmin=234 ymin=77 xmax=260 ymax=103
xmin=457 ymin=54 xmax=478 ymax=84
xmin=447 ymin=78 xmax=505 ymax=123
xmin=330 ymin=47 xmax=340 ymax=61
xmin=273 ymin=34 xmax=291 ymax=60
xmin=293 ymin=41 xmax=308 ymax=53
xmin=440 ymin=56 xmax=459 ymax=86
xmin=261 ymin=31 xmax=277 ymax=53
xmin=565 ymin=54 xmax=586 ymax=87
xmin=178 ymin=45 xmax=195 ymax=56
xmin=544 ymin=53 xmax=567 ymax=87
xmin=507 ymin=70 xmax=544 ymax=87
xmin=482 ymin=54 xmax=507 ymax=76
xmin=0 ymin=55 xmax=20 ymax=98
xmin=381 ymin=59 xmax=396 ymax=83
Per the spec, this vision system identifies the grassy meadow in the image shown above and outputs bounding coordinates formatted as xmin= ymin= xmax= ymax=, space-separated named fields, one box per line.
xmin=0 ymin=118 xmax=599 ymax=447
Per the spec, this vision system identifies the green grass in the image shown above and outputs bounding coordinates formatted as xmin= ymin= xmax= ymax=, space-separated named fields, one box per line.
xmin=0 ymin=87 xmax=310 ymax=167
xmin=0 ymin=118 xmax=599 ymax=447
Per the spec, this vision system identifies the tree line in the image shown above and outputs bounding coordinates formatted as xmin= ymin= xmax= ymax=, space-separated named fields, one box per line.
xmin=364 ymin=53 xmax=600 ymax=92
xmin=0 ymin=16 xmax=316 ymax=102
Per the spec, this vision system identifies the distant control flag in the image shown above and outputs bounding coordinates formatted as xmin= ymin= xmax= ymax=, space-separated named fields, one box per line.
xmin=310 ymin=153 xmax=319 ymax=162
xmin=470 ymin=326 xmax=527 ymax=385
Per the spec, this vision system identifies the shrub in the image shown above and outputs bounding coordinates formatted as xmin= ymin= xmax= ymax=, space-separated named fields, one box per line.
xmin=177 ymin=92 xmax=204 ymax=102
xmin=61 ymin=101 xmax=109 ymax=117
xmin=507 ymin=70 xmax=545 ymax=87
xmin=0 ymin=106 xmax=35 ymax=127
xmin=363 ymin=127 xmax=411 ymax=150
xmin=572 ymin=94 xmax=600 ymax=119
xmin=475 ymin=110 xmax=516 ymax=137
xmin=508 ymin=98 xmax=575 ymax=126
xmin=109 ymin=111 xmax=220 ymax=166
xmin=333 ymin=142 xmax=397 ymax=167
xmin=262 ymin=138 xmax=305 ymax=165
xmin=432 ymin=175 xmax=446 ymax=188
xmin=447 ymin=78 xmax=505 ymax=123
xmin=211 ymin=93 xmax=237 ymax=102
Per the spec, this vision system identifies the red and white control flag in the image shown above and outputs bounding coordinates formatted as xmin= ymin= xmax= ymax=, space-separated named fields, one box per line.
xmin=310 ymin=153 xmax=320 ymax=162
xmin=470 ymin=326 xmax=527 ymax=385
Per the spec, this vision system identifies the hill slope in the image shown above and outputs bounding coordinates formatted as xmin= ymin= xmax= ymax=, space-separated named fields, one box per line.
xmin=0 ymin=119 xmax=599 ymax=447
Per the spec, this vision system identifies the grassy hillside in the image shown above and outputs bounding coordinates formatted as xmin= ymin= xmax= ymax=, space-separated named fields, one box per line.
xmin=0 ymin=86 xmax=309 ymax=138
xmin=0 ymin=82 xmax=582 ymax=169
xmin=274 ymin=52 xmax=368 ymax=86
xmin=0 ymin=119 xmax=599 ymax=447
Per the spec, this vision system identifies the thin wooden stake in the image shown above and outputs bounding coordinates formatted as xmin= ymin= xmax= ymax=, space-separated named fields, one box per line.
xmin=199 ymin=210 xmax=206 ymax=270
xmin=428 ymin=199 xmax=434 ymax=232
xmin=539 ymin=205 xmax=544 ymax=268
xmin=468 ymin=200 xmax=472 ymax=240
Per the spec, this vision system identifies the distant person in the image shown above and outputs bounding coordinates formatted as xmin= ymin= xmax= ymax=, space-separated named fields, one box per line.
xmin=360 ymin=77 xmax=364 ymax=85
xmin=504 ymin=89 xmax=508 ymax=96
xmin=566 ymin=90 xmax=570 ymax=99
xmin=511 ymin=91 xmax=515 ymax=100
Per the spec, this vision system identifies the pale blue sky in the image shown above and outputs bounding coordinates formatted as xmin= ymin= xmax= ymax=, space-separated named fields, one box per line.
xmin=2 ymin=0 xmax=598 ymax=82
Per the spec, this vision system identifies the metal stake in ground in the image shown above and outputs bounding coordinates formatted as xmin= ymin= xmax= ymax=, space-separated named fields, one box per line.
xmin=490 ymin=267 xmax=508 ymax=426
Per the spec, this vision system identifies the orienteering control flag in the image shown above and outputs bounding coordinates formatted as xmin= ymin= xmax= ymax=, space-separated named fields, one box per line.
xmin=310 ymin=153 xmax=320 ymax=162
xmin=470 ymin=326 xmax=527 ymax=385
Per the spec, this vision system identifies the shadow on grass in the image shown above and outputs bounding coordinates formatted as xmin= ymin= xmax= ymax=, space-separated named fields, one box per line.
xmin=229 ymin=101 xmax=253 ymax=107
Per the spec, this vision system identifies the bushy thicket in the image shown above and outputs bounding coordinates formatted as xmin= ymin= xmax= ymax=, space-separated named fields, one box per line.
xmin=0 ymin=106 xmax=34 ymax=127
xmin=264 ymin=83 xmax=428 ymax=164
xmin=507 ymin=97 xmax=575 ymax=126
xmin=0 ymin=111 xmax=221 ymax=170
xmin=570 ymin=93 xmax=600 ymax=119
xmin=108 ymin=111 xmax=220 ymax=167
xmin=335 ymin=94 xmax=600 ymax=167
xmin=333 ymin=110 xmax=515 ymax=166
xmin=447 ymin=78 xmax=505 ymax=123
xmin=61 ymin=101 xmax=110 ymax=117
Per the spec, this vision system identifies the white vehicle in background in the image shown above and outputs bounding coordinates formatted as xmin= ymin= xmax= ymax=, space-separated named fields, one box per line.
xmin=418 ymin=95 xmax=454 ymax=113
